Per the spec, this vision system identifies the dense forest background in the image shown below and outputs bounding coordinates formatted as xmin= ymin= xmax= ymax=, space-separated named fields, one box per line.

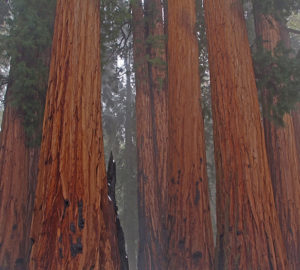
xmin=0 ymin=0 xmax=299 ymax=269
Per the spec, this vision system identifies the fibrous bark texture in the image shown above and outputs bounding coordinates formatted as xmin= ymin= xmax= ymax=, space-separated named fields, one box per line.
xmin=254 ymin=13 xmax=300 ymax=269
xmin=204 ymin=0 xmax=288 ymax=269
xmin=0 ymin=102 xmax=39 ymax=270
xmin=133 ymin=0 xmax=168 ymax=269
xmin=167 ymin=0 xmax=214 ymax=269
xmin=29 ymin=0 xmax=120 ymax=269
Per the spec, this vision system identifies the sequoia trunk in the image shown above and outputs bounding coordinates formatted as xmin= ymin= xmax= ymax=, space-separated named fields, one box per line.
xmin=204 ymin=0 xmax=288 ymax=269
xmin=132 ymin=0 xmax=168 ymax=269
xmin=254 ymin=12 xmax=300 ymax=269
xmin=167 ymin=0 xmax=214 ymax=269
xmin=0 ymin=102 xmax=39 ymax=270
xmin=29 ymin=0 xmax=120 ymax=269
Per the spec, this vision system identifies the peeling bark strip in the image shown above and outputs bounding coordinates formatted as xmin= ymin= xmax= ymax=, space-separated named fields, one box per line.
xmin=0 ymin=102 xmax=39 ymax=270
xmin=29 ymin=0 xmax=121 ymax=269
xmin=204 ymin=0 xmax=288 ymax=269
xmin=167 ymin=0 xmax=214 ymax=269
xmin=253 ymin=12 xmax=300 ymax=269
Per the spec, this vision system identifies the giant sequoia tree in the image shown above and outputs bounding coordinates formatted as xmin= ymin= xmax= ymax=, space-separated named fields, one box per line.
xmin=132 ymin=0 xmax=169 ymax=268
xmin=0 ymin=100 xmax=39 ymax=270
xmin=167 ymin=0 xmax=214 ymax=268
xmin=0 ymin=1 xmax=55 ymax=268
xmin=29 ymin=0 xmax=121 ymax=268
xmin=253 ymin=6 xmax=300 ymax=268
xmin=204 ymin=0 xmax=288 ymax=268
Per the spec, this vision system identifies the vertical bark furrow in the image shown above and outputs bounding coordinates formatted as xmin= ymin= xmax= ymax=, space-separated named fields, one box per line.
xmin=204 ymin=0 xmax=288 ymax=269
xmin=0 ymin=103 xmax=39 ymax=270
xmin=167 ymin=0 xmax=214 ymax=269
xmin=133 ymin=0 xmax=169 ymax=268
xmin=254 ymin=13 xmax=300 ymax=269
xmin=29 ymin=1 xmax=120 ymax=269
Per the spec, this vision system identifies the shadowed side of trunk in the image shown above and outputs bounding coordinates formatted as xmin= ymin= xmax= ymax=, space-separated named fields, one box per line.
xmin=204 ymin=0 xmax=288 ymax=268
xmin=0 ymin=101 xmax=39 ymax=270
xmin=132 ymin=0 xmax=168 ymax=268
xmin=253 ymin=11 xmax=300 ymax=269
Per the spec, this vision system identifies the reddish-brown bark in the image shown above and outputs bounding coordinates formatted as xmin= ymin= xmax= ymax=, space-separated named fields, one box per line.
xmin=0 ymin=102 xmax=39 ymax=270
xmin=254 ymin=13 xmax=300 ymax=269
xmin=204 ymin=0 xmax=288 ymax=269
xmin=29 ymin=0 xmax=120 ymax=269
xmin=167 ymin=0 xmax=214 ymax=269
xmin=132 ymin=0 xmax=168 ymax=268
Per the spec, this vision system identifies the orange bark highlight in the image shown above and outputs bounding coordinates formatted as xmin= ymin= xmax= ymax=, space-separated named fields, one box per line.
xmin=167 ymin=0 xmax=214 ymax=268
xmin=29 ymin=1 xmax=120 ymax=269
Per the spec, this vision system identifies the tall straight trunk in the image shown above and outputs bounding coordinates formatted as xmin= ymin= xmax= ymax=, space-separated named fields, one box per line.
xmin=253 ymin=12 xmax=300 ymax=269
xmin=123 ymin=54 xmax=138 ymax=270
xmin=132 ymin=0 xmax=168 ymax=268
xmin=29 ymin=0 xmax=120 ymax=269
xmin=167 ymin=0 xmax=214 ymax=269
xmin=204 ymin=0 xmax=288 ymax=269
xmin=0 ymin=101 xmax=39 ymax=270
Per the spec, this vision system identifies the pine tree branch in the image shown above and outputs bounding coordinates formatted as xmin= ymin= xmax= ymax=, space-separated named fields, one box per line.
xmin=287 ymin=28 xmax=300 ymax=35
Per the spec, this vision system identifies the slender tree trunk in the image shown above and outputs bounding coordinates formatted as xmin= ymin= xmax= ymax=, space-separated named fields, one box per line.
xmin=204 ymin=0 xmax=288 ymax=269
xmin=167 ymin=0 xmax=214 ymax=269
xmin=253 ymin=12 xmax=300 ymax=269
xmin=0 ymin=100 xmax=39 ymax=270
xmin=122 ymin=54 xmax=138 ymax=270
xmin=29 ymin=1 xmax=121 ymax=269
xmin=132 ymin=0 xmax=168 ymax=268
xmin=144 ymin=0 xmax=168 ymax=266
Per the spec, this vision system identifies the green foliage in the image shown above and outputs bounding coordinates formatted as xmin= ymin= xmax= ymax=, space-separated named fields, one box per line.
xmin=145 ymin=34 xmax=167 ymax=74
xmin=253 ymin=0 xmax=300 ymax=20
xmin=0 ymin=0 xmax=10 ymax=26
xmin=146 ymin=54 xmax=166 ymax=67
xmin=1 ymin=0 xmax=56 ymax=146
xmin=137 ymin=3 xmax=167 ymax=91
xmin=101 ymin=0 xmax=131 ymax=63
xmin=288 ymin=13 xmax=300 ymax=53
xmin=0 ymin=1 xmax=10 ymax=98
xmin=101 ymin=2 xmax=138 ymax=267
xmin=253 ymin=40 xmax=300 ymax=125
